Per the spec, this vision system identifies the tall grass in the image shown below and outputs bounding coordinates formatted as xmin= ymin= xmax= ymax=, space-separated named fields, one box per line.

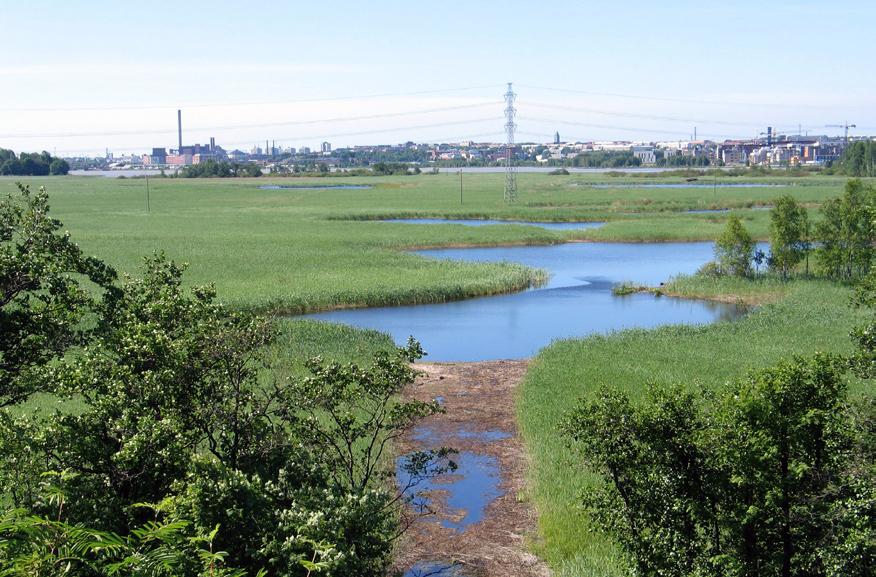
xmin=5 ymin=173 xmax=861 ymax=313
xmin=517 ymin=281 xmax=870 ymax=577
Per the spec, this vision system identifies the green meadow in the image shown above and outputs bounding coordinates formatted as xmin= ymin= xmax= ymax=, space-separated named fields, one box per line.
xmin=5 ymin=172 xmax=859 ymax=313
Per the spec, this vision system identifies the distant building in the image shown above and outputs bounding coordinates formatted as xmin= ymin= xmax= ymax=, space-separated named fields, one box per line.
xmin=721 ymin=147 xmax=747 ymax=165
xmin=554 ymin=131 xmax=560 ymax=145
xmin=631 ymin=145 xmax=656 ymax=165
xmin=142 ymin=147 xmax=167 ymax=166
xmin=300 ymin=146 xmax=311 ymax=154
xmin=321 ymin=141 xmax=331 ymax=153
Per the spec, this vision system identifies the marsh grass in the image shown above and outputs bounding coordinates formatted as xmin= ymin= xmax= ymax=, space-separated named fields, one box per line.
xmin=6 ymin=173 xmax=864 ymax=313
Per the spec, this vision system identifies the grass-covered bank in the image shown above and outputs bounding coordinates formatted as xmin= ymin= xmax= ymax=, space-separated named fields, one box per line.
xmin=662 ymin=273 xmax=792 ymax=305
xmin=6 ymin=173 xmax=867 ymax=313
xmin=517 ymin=280 xmax=872 ymax=577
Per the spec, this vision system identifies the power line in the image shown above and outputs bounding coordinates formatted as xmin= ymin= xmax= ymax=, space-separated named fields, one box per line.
xmin=0 ymin=102 xmax=502 ymax=139
xmin=517 ymin=83 xmax=862 ymax=111
xmin=523 ymin=101 xmax=772 ymax=128
xmin=0 ymin=84 xmax=504 ymax=113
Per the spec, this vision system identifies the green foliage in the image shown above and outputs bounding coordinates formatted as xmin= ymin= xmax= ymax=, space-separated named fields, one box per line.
xmin=0 ymin=188 xmax=448 ymax=576
xmin=0 ymin=151 xmax=68 ymax=176
xmin=519 ymin=280 xmax=868 ymax=577
xmin=835 ymin=141 xmax=876 ymax=178
xmin=769 ymin=195 xmax=810 ymax=279
xmin=0 ymin=472 xmax=266 ymax=577
xmin=369 ymin=162 xmax=418 ymax=176
xmin=715 ymin=214 xmax=754 ymax=277
xmin=563 ymin=354 xmax=871 ymax=576
xmin=0 ymin=184 xmax=116 ymax=407
xmin=814 ymin=179 xmax=875 ymax=281
xmin=572 ymin=151 xmax=642 ymax=168
xmin=179 ymin=161 xmax=262 ymax=178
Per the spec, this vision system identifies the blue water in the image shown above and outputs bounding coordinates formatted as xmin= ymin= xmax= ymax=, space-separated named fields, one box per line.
xmin=413 ymin=426 xmax=512 ymax=444
xmin=382 ymin=218 xmax=603 ymax=231
xmin=404 ymin=561 xmax=465 ymax=577
xmin=305 ymin=242 xmax=744 ymax=361
xmin=686 ymin=206 xmax=772 ymax=214
xmin=397 ymin=451 xmax=502 ymax=531
xmin=586 ymin=183 xmax=788 ymax=189
xmin=258 ymin=184 xmax=372 ymax=190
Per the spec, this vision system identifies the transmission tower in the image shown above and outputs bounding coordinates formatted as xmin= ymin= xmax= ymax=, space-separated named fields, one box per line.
xmin=503 ymin=82 xmax=518 ymax=203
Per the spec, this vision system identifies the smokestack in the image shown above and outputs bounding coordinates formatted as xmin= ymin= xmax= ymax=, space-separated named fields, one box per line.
xmin=177 ymin=109 xmax=182 ymax=152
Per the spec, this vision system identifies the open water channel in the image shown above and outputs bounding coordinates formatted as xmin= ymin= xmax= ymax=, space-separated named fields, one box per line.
xmin=305 ymin=240 xmax=743 ymax=362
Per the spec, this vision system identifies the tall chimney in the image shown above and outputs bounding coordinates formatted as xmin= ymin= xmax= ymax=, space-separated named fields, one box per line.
xmin=177 ymin=109 xmax=182 ymax=152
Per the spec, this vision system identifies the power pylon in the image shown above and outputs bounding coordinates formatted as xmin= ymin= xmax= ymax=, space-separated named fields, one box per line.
xmin=503 ymin=82 xmax=518 ymax=203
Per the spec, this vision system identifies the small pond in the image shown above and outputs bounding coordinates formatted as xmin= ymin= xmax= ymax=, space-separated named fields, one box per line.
xmin=584 ymin=183 xmax=789 ymax=189
xmin=381 ymin=218 xmax=603 ymax=231
xmin=258 ymin=184 xmax=372 ymax=190
xmin=403 ymin=561 xmax=465 ymax=577
xmin=397 ymin=451 xmax=502 ymax=532
xmin=304 ymin=242 xmax=745 ymax=361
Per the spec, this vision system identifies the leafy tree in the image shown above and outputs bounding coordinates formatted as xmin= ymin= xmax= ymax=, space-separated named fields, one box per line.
xmin=562 ymin=385 xmax=720 ymax=577
xmin=563 ymin=353 xmax=870 ymax=577
xmin=715 ymin=214 xmax=755 ymax=277
xmin=48 ymin=158 xmax=69 ymax=176
xmin=0 ymin=151 xmax=67 ymax=176
xmin=815 ymin=179 xmax=875 ymax=281
xmin=769 ymin=195 xmax=810 ymax=279
xmin=0 ymin=184 xmax=116 ymax=407
xmin=835 ymin=141 xmax=876 ymax=178
xmin=711 ymin=355 xmax=852 ymax=577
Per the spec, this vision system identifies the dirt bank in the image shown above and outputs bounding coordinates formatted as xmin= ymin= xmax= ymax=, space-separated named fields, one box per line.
xmin=393 ymin=361 xmax=550 ymax=577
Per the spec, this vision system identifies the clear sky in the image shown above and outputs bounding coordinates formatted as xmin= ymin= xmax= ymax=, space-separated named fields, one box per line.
xmin=1 ymin=0 xmax=874 ymax=155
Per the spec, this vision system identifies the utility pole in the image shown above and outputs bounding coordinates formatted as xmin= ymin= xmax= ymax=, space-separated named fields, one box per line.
xmin=459 ymin=169 xmax=463 ymax=204
xmin=145 ymin=176 xmax=151 ymax=212
xmin=503 ymin=82 xmax=518 ymax=203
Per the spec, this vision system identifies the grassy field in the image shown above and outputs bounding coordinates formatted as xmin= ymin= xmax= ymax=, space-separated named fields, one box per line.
xmin=517 ymin=279 xmax=873 ymax=577
xmin=5 ymin=172 xmax=865 ymax=313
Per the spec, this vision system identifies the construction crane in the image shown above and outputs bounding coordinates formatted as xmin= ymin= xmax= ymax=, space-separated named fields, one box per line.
xmin=826 ymin=122 xmax=856 ymax=144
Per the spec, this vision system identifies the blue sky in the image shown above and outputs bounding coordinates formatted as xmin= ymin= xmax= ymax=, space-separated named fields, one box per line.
xmin=1 ymin=0 xmax=874 ymax=155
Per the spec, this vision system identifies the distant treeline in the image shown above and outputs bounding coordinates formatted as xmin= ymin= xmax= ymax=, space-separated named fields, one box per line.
xmin=567 ymin=150 xmax=712 ymax=169
xmin=832 ymin=140 xmax=876 ymax=177
xmin=0 ymin=149 xmax=69 ymax=176
xmin=178 ymin=160 xmax=262 ymax=178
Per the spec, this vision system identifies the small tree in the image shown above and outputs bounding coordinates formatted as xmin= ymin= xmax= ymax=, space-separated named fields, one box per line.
xmin=715 ymin=214 xmax=755 ymax=277
xmin=769 ymin=195 xmax=810 ymax=279
xmin=815 ymin=179 xmax=875 ymax=281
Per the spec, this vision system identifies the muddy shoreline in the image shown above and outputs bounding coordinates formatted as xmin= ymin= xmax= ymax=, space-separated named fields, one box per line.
xmin=393 ymin=361 xmax=550 ymax=577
